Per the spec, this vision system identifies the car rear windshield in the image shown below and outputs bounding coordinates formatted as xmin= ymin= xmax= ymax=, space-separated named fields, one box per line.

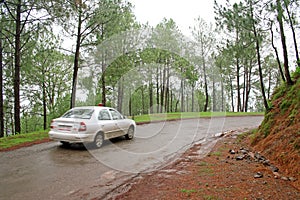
xmin=62 ymin=109 xmax=94 ymax=119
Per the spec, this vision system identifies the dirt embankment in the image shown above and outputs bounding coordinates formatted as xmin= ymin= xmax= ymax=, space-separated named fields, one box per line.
xmin=111 ymin=131 xmax=299 ymax=200
xmin=251 ymin=77 xmax=300 ymax=189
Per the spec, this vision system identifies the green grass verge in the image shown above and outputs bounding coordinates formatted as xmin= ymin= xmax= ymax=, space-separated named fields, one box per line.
xmin=0 ymin=131 xmax=49 ymax=150
xmin=132 ymin=112 xmax=264 ymax=123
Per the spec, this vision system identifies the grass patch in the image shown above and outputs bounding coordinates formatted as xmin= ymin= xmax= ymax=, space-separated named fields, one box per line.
xmin=132 ymin=112 xmax=263 ymax=123
xmin=237 ymin=129 xmax=256 ymax=143
xmin=197 ymin=161 xmax=214 ymax=167
xmin=209 ymin=151 xmax=222 ymax=157
xmin=203 ymin=195 xmax=221 ymax=200
xmin=288 ymin=109 xmax=298 ymax=124
xmin=280 ymin=99 xmax=292 ymax=113
xmin=260 ymin=112 xmax=274 ymax=138
xmin=180 ymin=189 xmax=197 ymax=197
xmin=237 ymin=132 xmax=249 ymax=143
xmin=272 ymin=84 xmax=286 ymax=101
xmin=198 ymin=167 xmax=214 ymax=176
xmin=0 ymin=131 xmax=49 ymax=150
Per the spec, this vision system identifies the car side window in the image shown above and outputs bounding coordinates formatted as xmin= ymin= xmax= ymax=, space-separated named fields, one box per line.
xmin=109 ymin=109 xmax=123 ymax=120
xmin=98 ymin=110 xmax=111 ymax=120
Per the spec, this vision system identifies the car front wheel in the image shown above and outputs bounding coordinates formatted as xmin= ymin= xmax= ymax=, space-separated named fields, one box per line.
xmin=125 ymin=126 xmax=134 ymax=140
xmin=94 ymin=133 xmax=104 ymax=148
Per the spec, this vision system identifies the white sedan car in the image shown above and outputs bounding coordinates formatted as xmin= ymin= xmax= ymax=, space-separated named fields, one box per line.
xmin=48 ymin=106 xmax=136 ymax=148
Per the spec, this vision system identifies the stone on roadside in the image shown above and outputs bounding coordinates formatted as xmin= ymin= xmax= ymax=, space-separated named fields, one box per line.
xmin=229 ymin=149 xmax=236 ymax=154
xmin=254 ymin=152 xmax=266 ymax=162
xmin=289 ymin=177 xmax=297 ymax=182
xmin=262 ymin=160 xmax=270 ymax=166
xmin=269 ymin=165 xmax=279 ymax=172
xmin=254 ymin=172 xmax=263 ymax=178
xmin=273 ymin=171 xmax=280 ymax=179
xmin=236 ymin=155 xmax=245 ymax=160
xmin=240 ymin=149 xmax=249 ymax=154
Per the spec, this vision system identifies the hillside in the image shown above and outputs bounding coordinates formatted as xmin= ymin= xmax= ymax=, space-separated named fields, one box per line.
xmin=251 ymin=76 xmax=300 ymax=189
xmin=111 ymin=78 xmax=300 ymax=200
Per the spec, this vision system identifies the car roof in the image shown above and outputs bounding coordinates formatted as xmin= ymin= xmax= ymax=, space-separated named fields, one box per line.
xmin=72 ymin=106 xmax=113 ymax=110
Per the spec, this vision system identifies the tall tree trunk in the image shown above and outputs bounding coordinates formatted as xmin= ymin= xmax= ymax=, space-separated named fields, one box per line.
xmin=129 ymin=88 xmax=132 ymax=117
xmin=186 ymin=94 xmax=189 ymax=112
xmin=101 ymin=55 xmax=107 ymax=106
xmin=236 ymin=58 xmax=241 ymax=112
xmin=70 ymin=11 xmax=82 ymax=108
xmin=276 ymin=0 xmax=293 ymax=85
xmin=203 ymin=64 xmax=209 ymax=112
xmin=160 ymin=65 xmax=165 ymax=113
xmin=221 ymin=77 xmax=224 ymax=112
xmin=180 ymin=66 xmax=185 ymax=112
xmin=0 ymin=26 xmax=4 ymax=137
xmin=244 ymin=63 xmax=252 ymax=112
xmin=141 ymin=86 xmax=145 ymax=114
xmin=191 ymin=85 xmax=195 ymax=112
xmin=42 ymin=81 xmax=47 ymax=130
xmin=235 ymin=28 xmax=241 ymax=112
xmin=165 ymin=65 xmax=169 ymax=112
xmin=229 ymin=76 xmax=235 ymax=112
xmin=250 ymin=3 xmax=269 ymax=111
xmin=175 ymin=99 xmax=179 ymax=112
xmin=242 ymin=65 xmax=246 ymax=112
xmin=149 ymin=82 xmax=153 ymax=113
xmin=217 ymin=63 xmax=225 ymax=112
xmin=270 ymin=22 xmax=286 ymax=82
xmin=212 ymin=76 xmax=216 ymax=111
xmin=170 ymin=90 xmax=173 ymax=112
xmin=14 ymin=0 xmax=21 ymax=134
xmin=283 ymin=0 xmax=299 ymax=68
xmin=200 ymin=40 xmax=209 ymax=112
xmin=117 ymin=77 xmax=123 ymax=112
xmin=165 ymin=84 xmax=169 ymax=112
xmin=101 ymin=68 xmax=106 ymax=106
xmin=101 ymin=24 xmax=107 ymax=106
xmin=156 ymin=66 xmax=159 ymax=113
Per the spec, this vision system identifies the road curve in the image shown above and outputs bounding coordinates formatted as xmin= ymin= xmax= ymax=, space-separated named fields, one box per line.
xmin=0 ymin=116 xmax=263 ymax=200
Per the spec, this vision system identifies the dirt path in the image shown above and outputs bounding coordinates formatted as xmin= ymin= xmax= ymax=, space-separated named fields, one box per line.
xmin=112 ymin=131 xmax=300 ymax=200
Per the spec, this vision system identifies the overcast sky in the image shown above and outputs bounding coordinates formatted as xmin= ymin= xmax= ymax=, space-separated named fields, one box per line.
xmin=128 ymin=0 xmax=216 ymax=37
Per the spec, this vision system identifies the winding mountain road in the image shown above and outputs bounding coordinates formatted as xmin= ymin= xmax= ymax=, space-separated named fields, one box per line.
xmin=0 ymin=116 xmax=263 ymax=200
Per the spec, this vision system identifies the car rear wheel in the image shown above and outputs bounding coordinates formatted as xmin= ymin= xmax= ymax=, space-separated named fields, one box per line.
xmin=60 ymin=141 xmax=70 ymax=147
xmin=125 ymin=126 xmax=134 ymax=140
xmin=94 ymin=133 xmax=104 ymax=148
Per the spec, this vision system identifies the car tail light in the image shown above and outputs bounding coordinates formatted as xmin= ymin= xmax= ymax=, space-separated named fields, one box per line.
xmin=50 ymin=120 xmax=56 ymax=129
xmin=78 ymin=122 xmax=86 ymax=132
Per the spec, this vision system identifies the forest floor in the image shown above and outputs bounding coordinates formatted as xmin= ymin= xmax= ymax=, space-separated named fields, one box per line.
xmin=112 ymin=130 xmax=300 ymax=200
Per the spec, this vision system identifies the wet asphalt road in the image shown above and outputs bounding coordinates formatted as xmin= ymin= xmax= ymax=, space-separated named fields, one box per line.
xmin=0 ymin=116 xmax=263 ymax=200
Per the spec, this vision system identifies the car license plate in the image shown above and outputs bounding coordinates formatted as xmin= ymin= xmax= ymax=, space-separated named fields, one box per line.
xmin=58 ymin=125 xmax=72 ymax=131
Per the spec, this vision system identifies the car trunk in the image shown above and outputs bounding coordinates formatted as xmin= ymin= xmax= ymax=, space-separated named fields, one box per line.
xmin=51 ymin=118 xmax=85 ymax=134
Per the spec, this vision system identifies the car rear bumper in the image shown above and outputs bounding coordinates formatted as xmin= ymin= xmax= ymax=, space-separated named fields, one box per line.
xmin=48 ymin=131 xmax=95 ymax=143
